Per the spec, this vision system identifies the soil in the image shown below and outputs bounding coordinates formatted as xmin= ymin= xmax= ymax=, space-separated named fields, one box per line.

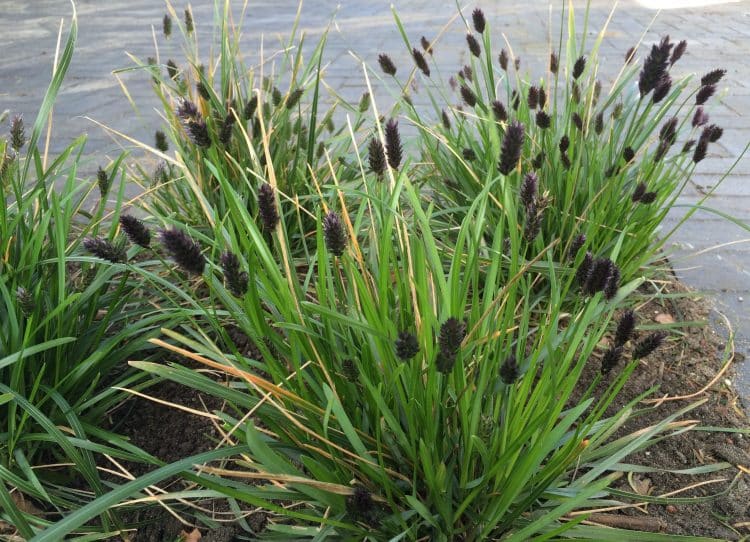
xmin=102 ymin=281 xmax=749 ymax=541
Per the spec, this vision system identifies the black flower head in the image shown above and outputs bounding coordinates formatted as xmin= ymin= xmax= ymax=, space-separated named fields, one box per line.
xmin=524 ymin=204 xmax=542 ymax=242
xmin=163 ymin=14 xmax=172 ymax=38
xmin=538 ymin=86 xmax=547 ymax=109
xmin=520 ymin=172 xmax=537 ymax=207
xmin=378 ymin=54 xmax=397 ymax=76
xmin=466 ymin=33 xmax=481 ymax=58
xmin=701 ymin=69 xmax=726 ymax=86
xmin=500 ymin=354 xmax=520 ymax=384
xmin=166 ymin=59 xmax=179 ymax=80
xmin=549 ymin=52 xmax=559 ymax=74
xmin=219 ymin=112 xmax=235 ymax=146
xmin=461 ymin=84 xmax=477 ymax=108
xmin=532 ymin=150 xmax=545 ymax=170
xmin=368 ymin=137 xmax=386 ymax=176
xmin=10 ymin=115 xmax=25 ymax=151
xmin=498 ymin=49 xmax=509 ymax=71
xmin=612 ymin=102 xmax=624 ymax=120
xmin=498 ymin=121 xmax=525 ymax=175
xmin=119 ymin=215 xmax=151 ymax=248
xmin=420 ymin=36 xmax=432 ymax=55
xmin=322 ymin=211 xmax=347 ymax=257
xmin=384 ymin=119 xmax=403 ymax=169
xmin=561 ymin=152 xmax=572 ymax=170
xmin=472 ymin=8 xmax=486 ymax=33
xmin=346 ymin=486 xmax=375 ymax=522
xmin=461 ymin=65 xmax=473 ymax=82
xmin=625 ymin=46 xmax=637 ymax=65
xmin=682 ymin=139 xmax=696 ymax=154
xmin=621 ymin=146 xmax=634 ymax=163
xmin=511 ymin=90 xmax=521 ymax=111
xmin=638 ymin=36 xmax=672 ymax=97
xmin=220 ymin=251 xmax=249 ymax=297
xmin=183 ymin=7 xmax=194 ymax=32
xmin=492 ymin=100 xmax=507 ymax=121
xmin=693 ymin=138 xmax=709 ymax=163
xmin=632 ymin=182 xmax=647 ymax=202
xmin=652 ymin=75 xmax=672 ymax=104
xmin=601 ymin=346 xmax=623 ymax=374
xmin=632 ymin=332 xmax=666 ymax=359
xmin=155 ymin=130 xmax=168 ymax=152
xmin=584 ymin=257 xmax=615 ymax=295
xmin=244 ymin=96 xmax=259 ymax=120
xmin=395 ymin=331 xmax=419 ymax=360
xmin=572 ymin=112 xmax=584 ymax=132
xmin=186 ymin=119 xmax=211 ymax=147
xmin=702 ymin=124 xmax=723 ymax=143
xmin=594 ymin=111 xmax=604 ymax=135
xmin=527 ymin=85 xmax=539 ymax=109
xmin=571 ymin=81 xmax=581 ymax=104
xmin=670 ymin=40 xmax=687 ymax=65
xmin=286 ymin=88 xmax=304 ymax=110
xmin=696 ymin=84 xmax=716 ymax=105
xmin=437 ymin=317 xmax=466 ymax=373
xmin=257 ymin=183 xmax=279 ymax=230
xmin=271 ymin=87 xmax=282 ymax=107
xmin=569 ymin=233 xmax=586 ymax=259
xmin=97 ymin=166 xmax=110 ymax=196
xmin=559 ymin=135 xmax=570 ymax=153
xmin=536 ymin=110 xmax=551 ymax=129
xmin=572 ymin=55 xmax=586 ymax=80
xmin=639 ymin=191 xmax=658 ymax=204
xmin=83 ymin=237 xmax=127 ymax=263
xmin=462 ymin=147 xmax=476 ymax=161
xmin=441 ymin=110 xmax=452 ymax=130
xmin=593 ymin=80 xmax=602 ymax=105
xmin=603 ymin=265 xmax=620 ymax=300
xmin=692 ymin=106 xmax=708 ymax=127
xmin=412 ymin=48 xmax=430 ymax=77
xmin=614 ymin=309 xmax=636 ymax=347
xmin=654 ymin=140 xmax=670 ymax=161
xmin=160 ymin=228 xmax=205 ymax=275
xmin=514 ymin=57 xmax=521 ymax=70
xmin=659 ymin=116 xmax=679 ymax=145
xmin=575 ymin=251 xmax=593 ymax=286
xmin=176 ymin=98 xmax=199 ymax=121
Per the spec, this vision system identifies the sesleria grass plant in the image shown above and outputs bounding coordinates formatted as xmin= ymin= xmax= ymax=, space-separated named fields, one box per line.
xmin=372 ymin=4 xmax=735 ymax=294
xmin=119 ymin=0 xmax=372 ymax=257
xmin=0 ymin=8 xmax=184 ymax=538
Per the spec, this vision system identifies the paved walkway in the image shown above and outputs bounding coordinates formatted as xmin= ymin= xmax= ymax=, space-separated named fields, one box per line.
xmin=2 ymin=0 xmax=749 ymax=402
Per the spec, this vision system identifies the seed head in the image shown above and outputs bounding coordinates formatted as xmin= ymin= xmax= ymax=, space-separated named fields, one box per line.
xmin=682 ymin=139 xmax=696 ymax=154
xmin=84 ymin=237 xmax=127 ymax=264
xmin=119 ymin=215 xmax=151 ymax=248
xmin=632 ymin=332 xmax=666 ymax=360
xmin=638 ymin=36 xmax=672 ymax=97
xmin=155 ymin=130 xmax=168 ymax=152
xmin=561 ymin=152 xmax=571 ymax=170
xmin=166 ymin=59 xmax=179 ymax=80
xmin=16 ymin=287 xmax=35 ymax=317
xmin=625 ymin=46 xmax=636 ymax=65
xmin=159 ymin=228 xmax=205 ymax=275
xmin=584 ymin=257 xmax=616 ymax=295
xmin=160 ymin=13 xmax=172 ymax=39
xmin=97 ymin=166 xmax=110 ymax=196
xmin=10 ymin=115 xmax=25 ymax=151
xmin=600 ymin=346 xmax=623 ymax=374
xmin=378 ymin=54 xmax=397 ymax=76
xmin=692 ymin=107 xmax=708 ymax=127
xmin=652 ymin=75 xmax=672 ymax=103
xmin=659 ymin=116 xmax=679 ymax=145
xmin=695 ymin=84 xmax=715 ymax=105
xmin=437 ymin=317 xmax=466 ymax=373
xmin=498 ymin=121 xmax=525 ymax=175
xmin=286 ymin=88 xmax=303 ymax=110
xmin=472 ymin=8 xmax=486 ymax=33
xmin=594 ymin=111 xmax=604 ymax=135
xmin=536 ymin=110 xmax=551 ymax=129
xmin=653 ymin=139 xmax=670 ymax=162
xmin=441 ymin=110 xmax=451 ymax=131
xmin=184 ymin=8 xmax=194 ymax=33
xmin=614 ymin=309 xmax=636 ymax=347
xmin=692 ymin=138 xmax=708 ymax=163
xmin=368 ymin=137 xmax=386 ymax=176
xmin=639 ymin=191 xmax=658 ymax=204
xmin=549 ymin=52 xmax=559 ymax=74
xmin=527 ymin=85 xmax=539 ymax=109
xmin=420 ymin=36 xmax=432 ymax=55
xmin=571 ymin=82 xmax=581 ymax=104
xmin=462 ymin=147 xmax=476 ymax=161
xmin=271 ymin=87 xmax=282 ymax=107
xmin=603 ymin=265 xmax=620 ymax=300
xmin=466 ymin=34 xmax=481 ymax=58
xmin=524 ymin=204 xmax=542 ymax=242
xmin=632 ymin=182 xmax=647 ymax=202
xmin=701 ymin=69 xmax=726 ymax=86
xmin=532 ymin=150 xmax=545 ymax=170
xmin=322 ymin=211 xmax=347 ymax=257
xmin=702 ymin=124 xmax=723 ymax=143
xmin=612 ymin=102 xmax=624 ymax=120
xmin=395 ymin=331 xmax=419 ymax=360
xmin=412 ymin=48 xmax=430 ymax=77
xmin=498 ymin=49 xmax=509 ymax=71
xmin=384 ymin=119 xmax=403 ymax=170
xmin=593 ymin=80 xmax=602 ymax=105
xmin=461 ymin=84 xmax=477 ymax=108
xmin=186 ymin=119 xmax=211 ymax=147
xmin=538 ymin=87 xmax=547 ymax=109
xmin=244 ymin=96 xmax=258 ymax=120
xmin=511 ymin=90 xmax=520 ymax=111
xmin=520 ymin=172 xmax=537 ymax=207
xmin=346 ymin=486 xmax=375 ymax=522
xmin=572 ymin=112 xmax=584 ymax=132
xmin=575 ymin=251 xmax=593 ymax=286
xmin=572 ymin=55 xmax=586 ymax=80
xmin=220 ymin=251 xmax=249 ymax=297
xmin=514 ymin=57 xmax=521 ymax=70
xmin=492 ymin=100 xmax=507 ymax=121
xmin=461 ymin=65 xmax=473 ymax=82
xmin=559 ymin=135 xmax=570 ymax=153
xmin=219 ymin=113 xmax=235 ymax=146
xmin=176 ymin=98 xmax=199 ymax=121
xmin=670 ymin=40 xmax=687 ymax=65
xmin=569 ymin=234 xmax=586 ymax=259
xmin=257 ymin=183 xmax=280 ymax=231
xmin=500 ymin=354 xmax=520 ymax=384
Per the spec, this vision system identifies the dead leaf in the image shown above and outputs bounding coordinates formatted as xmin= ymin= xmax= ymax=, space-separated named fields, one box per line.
xmin=181 ymin=529 xmax=202 ymax=542
xmin=654 ymin=313 xmax=675 ymax=324
xmin=629 ymin=475 xmax=652 ymax=496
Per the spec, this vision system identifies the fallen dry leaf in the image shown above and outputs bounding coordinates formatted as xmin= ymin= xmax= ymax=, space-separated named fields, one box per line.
xmin=654 ymin=313 xmax=675 ymax=324
xmin=181 ymin=528 xmax=202 ymax=542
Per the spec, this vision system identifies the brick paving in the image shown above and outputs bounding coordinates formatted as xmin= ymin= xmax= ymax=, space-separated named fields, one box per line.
xmin=2 ymin=0 xmax=749 ymax=401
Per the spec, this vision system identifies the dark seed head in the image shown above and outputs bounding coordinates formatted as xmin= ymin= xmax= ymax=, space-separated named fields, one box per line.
xmin=196 ymin=80 xmax=210 ymax=101
xmin=155 ymin=130 xmax=168 ymax=152
xmin=97 ymin=166 xmax=111 ymax=196
xmin=498 ymin=121 xmax=525 ymax=175
xmin=186 ymin=119 xmax=211 ymax=147
xmin=696 ymin=84 xmax=715 ymax=105
xmin=639 ymin=191 xmax=658 ymax=204
xmin=10 ymin=115 xmax=25 ymax=151
xmin=653 ymin=139 xmax=670 ymax=162
xmin=511 ymin=90 xmax=520 ymax=111
xmin=571 ymin=81 xmax=581 ymax=104
xmin=412 ymin=48 xmax=430 ymax=77
xmin=625 ymin=46 xmax=636 ymax=65
xmin=532 ymin=150 xmax=545 ymax=170
xmin=692 ymin=107 xmax=708 ymax=127
xmin=603 ymin=265 xmax=620 ymax=300
xmin=575 ymin=251 xmax=593 ymax=286
xmin=163 ymin=14 xmax=172 ymax=38
xmin=538 ymin=86 xmax=547 ymax=109
xmin=524 ymin=204 xmax=542 ymax=242
xmin=652 ymin=75 xmax=672 ymax=103
xmin=472 ymin=8 xmax=486 ymax=33
xmin=520 ymin=172 xmax=537 ymax=207
xmin=461 ymin=84 xmax=477 ymax=108
xmin=514 ymin=57 xmax=521 ymax=70
xmin=346 ymin=486 xmax=374 ymax=521
xmin=441 ymin=109 xmax=451 ymax=131
xmin=561 ymin=152 xmax=571 ymax=170
xmin=536 ymin=110 xmax=551 ymax=129
xmin=384 ymin=119 xmax=403 ymax=170
xmin=160 ymin=229 xmax=205 ymax=275
xmin=220 ymin=251 xmax=249 ymax=297
xmin=272 ymin=87 xmax=282 ymax=107
xmin=492 ymin=100 xmax=507 ymax=121
xmin=527 ymin=85 xmax=539 ymax=110
xmin=614 ymin=309 xmax=636 ymax=347
xmin=549 ymin=52 xmax=559 ymax=74
xmin=601 ymin=346 xmax=623 ymax=374
xmin=377 ymin=53 xmax=397 ymax=76
xmin=257 ymin=183 xmax=280 ymax=230
xmin=395 ymin=331 xmax=419 ymax=360
xmin=670 ymin=40 xmax=687 ymax=65
xmin=83 ymin=237 xmax=127 ymax=263
xmin=659 ymin=116 xmax=679 ymax=144
xmin=462 ymin=147 xmax=476 ymax=161
xmin=569 ymin=234 xmax=586 ymax=259
xmin=693 ymin=138 xmax=709 ymax=163
xmin=166 ymin=59 xmax=179 ymax=80
xmin=559 ymin=135 xmax=570 ymax=153
xmin=184 ymin=8 xmax=194 ymax=33
xmin=702 ymin=124 xmax=723 ymax=143
xmin=219 ymin=113 xmax=235 ymax=146
xmin=437 ymin=317 xmax=466 ymax=373
xmin=176 ymin=98 xmax=199 ymax=121
xmin=461 ymin=65 xmax=473 ymax=82
xmin=701 ymin=69 xmax=726 ymax=87
xmin=368 ymin=137 xmax=386 ymax=176
xmin=584 ymin=257 xmax=615 ymax=295
xmin=594 ymin=111 xmax=604 ymax=135
xmin=286 ymin=88 xmax=303 ymax=109
xmin=638 ymin=36 xmax=672 ymax=97
xmin=632 ymin=332 xmax=666 ymax=359
xmin=682 ymin=139 xmax=696 ymax=154
xmin=466 ymin=33 xmax=481 ymax=58
xmin=322 ymin=211 xmax=347 ymax=257
xmin=498 ymin=49 xmax=509 ymax=71
xmin=420 ymin=36 xmax=432 ymax=55
xmin=244 ymin=96 xmax=259 ymax=120
xmin=612 ymin=102 xmax=624 ymax=120
xmin=119 ymin=215 xmax=151 ymax=248
xmin=632 ymin=182 xmax=647 ymax=202
xmin=572 ymin=55 xmax=586 ymax=80
xmin=572 ymin=112 xmax=584 ymax=132
xmin=500 ymin=354 xmax=520 ymax=384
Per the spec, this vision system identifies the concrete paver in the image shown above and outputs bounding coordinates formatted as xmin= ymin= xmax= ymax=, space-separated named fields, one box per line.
xmin=2 ymin=0 xmax=748 ymax=402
